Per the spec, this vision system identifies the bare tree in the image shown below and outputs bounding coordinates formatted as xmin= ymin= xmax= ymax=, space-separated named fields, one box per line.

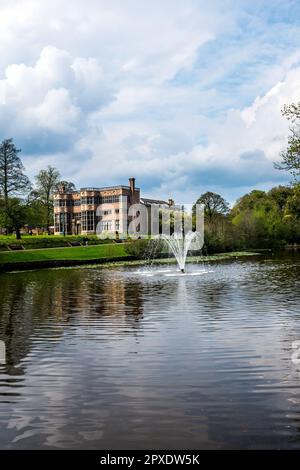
xmin=0 ymin=138 xmax=31 ymax=231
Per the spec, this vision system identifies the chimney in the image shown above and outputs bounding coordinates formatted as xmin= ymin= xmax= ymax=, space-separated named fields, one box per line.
xmin=168 ymin=198 xmax=174 ymax=207
xmin=129 ymin=177 xmax=135 ymax=192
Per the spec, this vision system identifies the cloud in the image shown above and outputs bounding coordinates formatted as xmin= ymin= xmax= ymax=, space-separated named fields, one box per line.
xmin=0 ymin=0 xmax=300 ymax=203
xmin=0 ymin=45 xmax=111 ymax=153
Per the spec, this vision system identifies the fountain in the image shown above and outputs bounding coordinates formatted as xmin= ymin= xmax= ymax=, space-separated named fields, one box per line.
xmin=161 ymin=231 xmax=199 ymax=273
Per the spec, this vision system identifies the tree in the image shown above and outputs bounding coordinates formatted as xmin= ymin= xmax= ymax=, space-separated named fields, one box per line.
xmin=268 ymin=185 xmax=293 ymax=211
xmin=0 ymin=138 xmax=31 ymax=230
xmin=285 ymin=184 xmax=300 ymax=220
xmin=56 ymin=180 xmax=76 ymax=192
xmin=26 ymin=193 xmax=47 ymax=229
xmin=231 ymin=190 xmax=266 ymax=213
xmin=193 ymin=191 xmax=229 ymax=223
xmin=275 ymin=102 xmax=300 ymax=179
xmin=231 ymin=188 xmax=293 ymax=248
xmin=35 ymin=166 xmax=60 ymax=233
xmin=4 ymin=198 xmax=29 ymax=239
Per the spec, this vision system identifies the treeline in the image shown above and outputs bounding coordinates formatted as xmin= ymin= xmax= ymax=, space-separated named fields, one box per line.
xmin=193 ymin=185 xmax=300 ymax=253
xmin=0 ymin=138 xmax=75 ymax=238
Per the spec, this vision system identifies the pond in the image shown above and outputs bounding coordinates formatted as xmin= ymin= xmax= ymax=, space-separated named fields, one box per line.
xmin=0 ymin=253 xmax=300 ymax=449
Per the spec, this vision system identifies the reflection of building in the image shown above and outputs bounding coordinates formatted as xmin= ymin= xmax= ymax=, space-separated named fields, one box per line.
xmin=54 ymin=177 xmax=174 ymax=236
xmin=0 ymin=269 xmax=146 ymax=375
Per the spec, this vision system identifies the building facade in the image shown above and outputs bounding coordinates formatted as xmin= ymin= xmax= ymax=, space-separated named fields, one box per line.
xmin=54 ymin=177 xmax=172 ymax=236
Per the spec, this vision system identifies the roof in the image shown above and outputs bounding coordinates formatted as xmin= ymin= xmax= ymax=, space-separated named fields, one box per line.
xmin=80 ymin=185 xmax=140 ymax=192
xmin=140 ymin=197 xmax=169 ymax=206
xmin=54 ymin=185 xmax=140 ymax=196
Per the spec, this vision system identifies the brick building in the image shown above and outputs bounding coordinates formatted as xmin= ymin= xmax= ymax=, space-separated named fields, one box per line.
xmin=53 ymin=177 xmax=171 ymax=236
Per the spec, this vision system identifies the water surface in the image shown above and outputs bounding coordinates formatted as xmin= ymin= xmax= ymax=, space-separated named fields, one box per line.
xmin=0 ymin=253 xmax=300 ymax=449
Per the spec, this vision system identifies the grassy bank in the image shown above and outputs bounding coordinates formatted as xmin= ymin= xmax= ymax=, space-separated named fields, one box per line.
xmin=0 ymin=243 xmax=130 ymax=270
xmin=0 ymin=245 xmax=260 ymax=272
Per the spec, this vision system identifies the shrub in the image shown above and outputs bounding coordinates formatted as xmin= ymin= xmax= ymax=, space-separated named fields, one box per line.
xmin=124 ymin=239 xmax=150 ymax=259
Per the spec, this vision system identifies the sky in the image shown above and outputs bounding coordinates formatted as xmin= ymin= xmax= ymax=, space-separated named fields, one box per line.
xmin=1 ymin=0 xmax=300 ymax=205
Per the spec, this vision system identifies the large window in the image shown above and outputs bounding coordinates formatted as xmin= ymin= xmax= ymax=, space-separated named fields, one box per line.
xmin=54 ymin=199 xmax=74 ymax=207
xmin=81 ymin=196 xmax=94 ymax=205
xmin=54 ymin=213 xmax=72 ymax=233
xmin=100 ymin=195 xmax=119 ymax=203
xmin=81 ymin=195 xmax=119 ymax=205
xmin=54 ymin=213 xmax=60 ymax=232
xmin=115 ymin=220 xmax=120 ymax=231
xmin=82 ymin=211 xmax=95 ymax=231
xmin=99 ymin=220 xmax=113 ymax=231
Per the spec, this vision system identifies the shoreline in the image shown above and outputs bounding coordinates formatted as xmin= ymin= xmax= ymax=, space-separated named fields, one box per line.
xmin=0 ymin=251 xmax=261 ymax=273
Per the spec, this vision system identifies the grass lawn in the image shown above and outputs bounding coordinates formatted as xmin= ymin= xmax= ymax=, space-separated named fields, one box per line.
xmin=0 ymin=243 xmax=128 ymax=264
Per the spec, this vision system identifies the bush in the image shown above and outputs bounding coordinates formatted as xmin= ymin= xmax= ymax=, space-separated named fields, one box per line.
xmin=124 ymin=239 xmax=151 ymax=259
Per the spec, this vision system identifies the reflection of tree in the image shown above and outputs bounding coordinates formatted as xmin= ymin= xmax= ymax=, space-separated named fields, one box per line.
xmin=0 ymin=275 xmax=33 ymax=375
xmin=0 ymin=268 xmax=145 ymax=375
xmin=196 ymin=280 xmax=230 ymax=311
xmin=123 ymin=281 xmax=144 ymax=338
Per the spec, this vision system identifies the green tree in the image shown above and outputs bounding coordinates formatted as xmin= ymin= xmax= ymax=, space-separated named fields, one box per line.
xmin=35 ymin=166 xmax=60 ymax=233
xmin=268 ymin=185 xmax=293 ymax=210
xmin=275 ymin=102 xmax=300 ymax=179
xmin=231 ymin=188 xmax=293 ymax=248
xmin=193 ymin=192 xmax=229 ymax=223
xmin=285 ymin=184 xmax=300 ymax=220
xmin=192 ymin=192 xmax=231 ymax=252
xmin=0 ymin=138 xmax=31 ymax=230
xmin=26 ymin=192 xmax=47 ymax=229
xmin=4 ymin=198 xmax=29 ymax=239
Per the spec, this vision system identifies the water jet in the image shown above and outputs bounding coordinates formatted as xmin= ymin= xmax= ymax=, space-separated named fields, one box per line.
xmin=161 ymin=231 xmax=200 ymax=273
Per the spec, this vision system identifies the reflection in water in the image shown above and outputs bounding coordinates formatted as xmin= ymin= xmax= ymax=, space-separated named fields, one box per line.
xmin=0 ymin=254 xmax=300 ymax=448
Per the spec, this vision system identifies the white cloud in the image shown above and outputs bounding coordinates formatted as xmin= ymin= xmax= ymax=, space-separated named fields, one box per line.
xmin=73 ymin=61 xmax=300 ymax=204
xmin=29 ymin=88 xmax=80 ymax=134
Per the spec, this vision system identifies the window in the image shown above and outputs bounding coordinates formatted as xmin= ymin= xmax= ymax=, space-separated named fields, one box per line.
xmin=55 ymin=213 xmax=72 ymax=233
xmin=103 ymin=209 xmax=112 ymax=215
xmin=115 ymin=209 xmax=119 ymax=214
xmin=115 ymin=220 xmax=120 ymax=230
xmin=99 ymin=220 xmax=112 ymax=231
xmin=55 ymin=199 xmax=74 ymax=207
xmin=82 ymin=211 xmax=95 ymax=231
xmin=81 ymin=196 xmax=94 ymax=205
xmin=54 ymin=213 xmax=60 ymax=231
xmin=100 ymin=195 xmax=119 ymax=203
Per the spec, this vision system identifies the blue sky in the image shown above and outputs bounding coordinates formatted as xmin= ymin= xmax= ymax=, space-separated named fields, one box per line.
xmin=0 ymin=0 xmax=300 ymax=205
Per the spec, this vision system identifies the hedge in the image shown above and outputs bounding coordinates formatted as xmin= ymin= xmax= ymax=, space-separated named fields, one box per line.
xmin=0 ymin=235 xmax=113 ymax=251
